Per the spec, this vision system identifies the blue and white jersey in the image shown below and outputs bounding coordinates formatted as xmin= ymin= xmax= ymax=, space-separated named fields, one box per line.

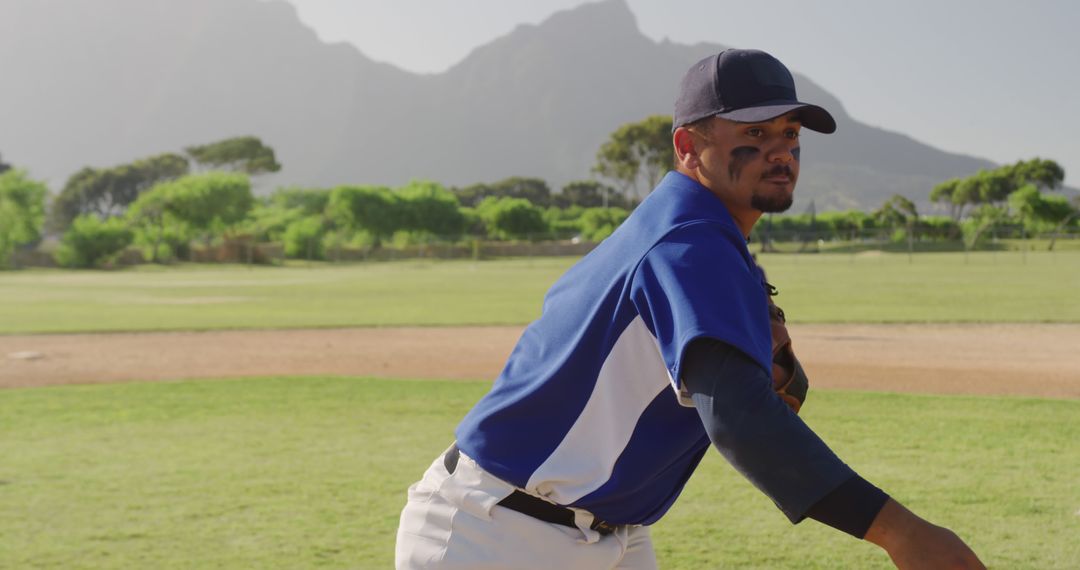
xmin=455 ymin=171 xmax=773 ymax=525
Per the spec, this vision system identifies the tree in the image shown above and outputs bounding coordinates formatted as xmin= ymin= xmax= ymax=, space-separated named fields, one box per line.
xmin=929 ymin=178 xmax=961 ymax=219
xmin=0 ymin=170 xmax=48 ymax=268
xmin=270 ymin=187 xmax=331 ymax=216
xmin=125 ymin=185 xmax=192 ymax=263
xmin=950 ymin=177 xmax=982 ymax=219
xmin=126 ymin=172 xmax=253 ymax=259
xmin=972 ymin=169 xmax=1014 ymax=204
xmin=1008 ymin=184 xmax=1079 ymax=250
xmin=594 ymin=115 xmax=673 ymax=201
xmin=930 ymin=158 xmax=1066 ymax=221
xmin=960 ymin=205 xmax=1009 ymax=250
xmin=1049 ymin=195 xmax=1080 ymax=250
xmin=126 ymin=186 xmax=172 ymax=263
xmin=49 ymin=153 xmax=190 ymax=231
xmin=0 ymin=153 xmax=11 ymax=174
xmin=872 ymin=194 xmax=919 ymax=245
xmin=455 ymin=177 xmax=553 ymax=208
xmin=929 ymin=158 xmax=1068 ymax=249
xmin=492 ymin=177 xmax=552 ymax=208
xmin=454 ymin=183 xmax=496 ymax=208
xmin=327 ymin=185 xmax=402 ymax=245
xmin=935 ymin=158 xmax=1070 ymax=250
xmin=185 ymin=136 xmax=282 ymax=175
xmin=1008 ymin=158 xmax=1064 ymax=191
xmin=54 ymin=215 xmax=133 ymax=268
xmin=874 ymin=195 xmax=918 ymax=226
xmin=555 ymin=180 xmax=628 ymax=209
xmin=165 ymin=172 xmax=254 ymax=239
xmin=476 ymin=197 xmax=548 ymax=240
xmin=397 ymin=180 xmax=466 ymax=239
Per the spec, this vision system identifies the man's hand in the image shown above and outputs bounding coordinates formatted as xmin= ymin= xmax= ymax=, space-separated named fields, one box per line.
xmin=864 ymin=498 xmax=985 ymax=570
xmin=767 ymin=299 xmax=808 ymax=413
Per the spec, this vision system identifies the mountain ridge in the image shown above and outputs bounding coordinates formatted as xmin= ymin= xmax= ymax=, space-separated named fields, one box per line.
xmin=0 ymin=0 xmax=996 ymax=210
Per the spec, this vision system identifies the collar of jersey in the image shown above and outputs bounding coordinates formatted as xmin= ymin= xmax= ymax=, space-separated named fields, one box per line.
xmin=654 ymin=170 xmax=744 ymax=237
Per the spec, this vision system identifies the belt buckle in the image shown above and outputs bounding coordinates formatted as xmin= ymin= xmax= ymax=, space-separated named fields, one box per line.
xmin=589 ymin=518 xmax=619 ymax=536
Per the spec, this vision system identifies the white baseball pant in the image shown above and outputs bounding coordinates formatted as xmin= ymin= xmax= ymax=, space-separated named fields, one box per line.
xmin=395 ymin=444 xmax=658 ymax=569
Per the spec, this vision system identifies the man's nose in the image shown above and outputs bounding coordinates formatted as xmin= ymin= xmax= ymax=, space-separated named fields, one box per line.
xmin=766 ymin=144 xmax=796 ymax=163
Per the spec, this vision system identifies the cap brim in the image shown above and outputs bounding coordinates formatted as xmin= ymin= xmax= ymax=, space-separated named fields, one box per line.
xmin=716 ymin=102 xmax=836 ymax=134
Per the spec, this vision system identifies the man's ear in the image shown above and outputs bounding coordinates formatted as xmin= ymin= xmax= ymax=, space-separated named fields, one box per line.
xmin=673 ymin=127 xmax=701 ymax=171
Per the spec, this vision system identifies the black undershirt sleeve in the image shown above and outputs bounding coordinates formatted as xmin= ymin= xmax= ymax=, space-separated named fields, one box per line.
xmin=805 ymin=473 xmax=890 ymax=538
xmin=681 ymin=337 xmax=889 ymax=538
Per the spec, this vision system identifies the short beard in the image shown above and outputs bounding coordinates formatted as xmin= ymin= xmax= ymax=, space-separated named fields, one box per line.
xmin=751 ymin=164 xmax=796 ymax=213
xmin=751 ymin=191 xmax=794 ymax=213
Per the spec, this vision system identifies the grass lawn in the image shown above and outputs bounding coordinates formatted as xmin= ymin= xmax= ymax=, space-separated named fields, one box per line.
xmin=759 ymin=250 xmax=1080 ymax=323
xmin=2 ymin=377 xmax=1077 ymax=569
xmin=0 ymin=259 xmax=567 ymax=334
xmin=1 ymin=250 xmax=1079 ymax=334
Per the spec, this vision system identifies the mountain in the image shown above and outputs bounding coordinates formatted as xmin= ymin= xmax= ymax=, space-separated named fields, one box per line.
xmin=0 ymin=0 xmax=995 ymax=210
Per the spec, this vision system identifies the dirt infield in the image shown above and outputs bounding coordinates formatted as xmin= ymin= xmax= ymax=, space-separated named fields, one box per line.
xmin=2 ymin=324 xmax=1078 ymax=398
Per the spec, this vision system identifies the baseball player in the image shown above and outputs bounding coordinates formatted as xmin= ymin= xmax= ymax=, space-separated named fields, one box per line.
xmin=395 ymin=49 xmax=984 ymax=569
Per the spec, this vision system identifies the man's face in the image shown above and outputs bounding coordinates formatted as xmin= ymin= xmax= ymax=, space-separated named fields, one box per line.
xmin=689 ymin=112 xmax=802 ymax=213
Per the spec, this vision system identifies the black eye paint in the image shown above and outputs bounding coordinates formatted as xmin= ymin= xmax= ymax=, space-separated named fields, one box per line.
xmin=728 ymin=146 xmax=760 ymax=181
xmin=792 ymin=147 xmax=801 ymax=162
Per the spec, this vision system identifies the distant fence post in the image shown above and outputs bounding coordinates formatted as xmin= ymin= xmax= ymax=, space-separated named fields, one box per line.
xmin=1021 ymin=226 xmax=1027 ymax=264
xmin=907 ymin=222 xmax=914 ymax=263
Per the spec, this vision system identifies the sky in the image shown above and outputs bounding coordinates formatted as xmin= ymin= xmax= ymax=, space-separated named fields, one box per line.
xmin=282 ymin=0 xmax=1080 ymax=188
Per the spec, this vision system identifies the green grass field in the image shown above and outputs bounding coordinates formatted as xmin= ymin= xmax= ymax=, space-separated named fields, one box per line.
xmin=2 ymin=250 xmax=1079 ymax=334
xmin=2 ymin=377 xmax=1077 ymax=569
xmin=4 ymin=252 xmax=1077 ymax=568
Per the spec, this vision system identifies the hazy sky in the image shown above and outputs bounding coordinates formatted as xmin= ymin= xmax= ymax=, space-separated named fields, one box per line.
xmin=284 ymin=0 xmax=1080 ymax=187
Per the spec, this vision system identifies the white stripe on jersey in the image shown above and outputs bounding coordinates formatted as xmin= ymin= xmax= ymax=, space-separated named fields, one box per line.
xmin=525 ymin=316 xmax=675 ymax=504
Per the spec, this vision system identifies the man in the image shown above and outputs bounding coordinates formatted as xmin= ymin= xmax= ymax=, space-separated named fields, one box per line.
xmin=396 ymin=49 xmax=984 ymax=569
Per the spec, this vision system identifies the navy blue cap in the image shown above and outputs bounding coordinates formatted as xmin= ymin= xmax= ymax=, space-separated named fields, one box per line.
xmin=673 ymin=49 xmax=836 ymax=134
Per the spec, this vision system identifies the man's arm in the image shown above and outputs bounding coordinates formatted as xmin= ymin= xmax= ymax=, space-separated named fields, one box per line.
xmin=681 ymin=336 xmax=881 ymax=529
xmin=865 ymin=498 xmax=985 ymax=569
xmin=682 ymin=337 xmax=984 ymax=567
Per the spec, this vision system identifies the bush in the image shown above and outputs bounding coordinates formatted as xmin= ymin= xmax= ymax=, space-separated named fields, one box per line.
xmin=283 ymin=215 xmax=327 ymax=259
xmin=55 ymin=215 xmax=134 ymax=268
xmin=241 ymin=200 xmax=305 ymax=243
xmin=326 ymin=185 xmax=401 ymax=245
xmin=0 ymin=169 xmax=48 ymax=268
xmin=132 ymin=222 xmax=192 ymax=263
xmin=579 ymin=207 xmax=629 ymax=242
xmin=475 ymin=197 xmax=548 ymax=240
xmin=543 ymin=206 xmax=585 ymax=237
xmin=459 ymin=207 xmax=485 ymax=237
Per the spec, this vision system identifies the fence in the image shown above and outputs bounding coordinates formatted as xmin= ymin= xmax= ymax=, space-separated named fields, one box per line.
xmin=9 ymin=229 xmax=1079 ymax=269
xmin=8 ymin=237 xmax=598 ymax=268
xmin=753 ymin=227 xmax=1080 ymax=255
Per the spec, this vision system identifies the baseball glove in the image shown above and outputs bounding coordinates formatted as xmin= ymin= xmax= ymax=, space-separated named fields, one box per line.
xmin=767 ymin=289 xmax=809 ymax=414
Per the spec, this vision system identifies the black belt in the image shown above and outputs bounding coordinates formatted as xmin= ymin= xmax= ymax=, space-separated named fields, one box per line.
xmin=443 ymin=443 xmax=619 ymax=536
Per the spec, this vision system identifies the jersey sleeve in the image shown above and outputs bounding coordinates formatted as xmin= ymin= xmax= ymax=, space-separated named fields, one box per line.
xmin=630 ymin=222 xmax=773 ymax=405
xmin=682 ymin=336 xmax=859 ymax=522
